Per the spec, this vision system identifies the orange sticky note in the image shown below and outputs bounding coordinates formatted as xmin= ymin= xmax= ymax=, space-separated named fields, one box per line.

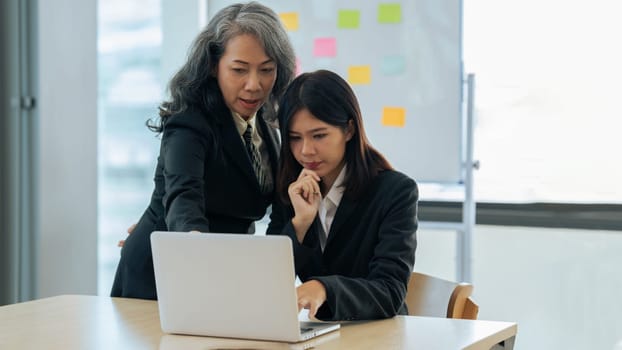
xmin=348 ymin=65 xmax=371 ymax=85
xmin=280 ymin=12 xmax=299 ymax=31
xmin=382 ymin=107 xmax=406 ymax=127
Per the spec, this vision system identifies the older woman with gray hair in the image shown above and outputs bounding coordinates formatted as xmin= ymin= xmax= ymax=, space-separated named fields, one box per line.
xmin=111 ymin=2 xmax=296 ymax=299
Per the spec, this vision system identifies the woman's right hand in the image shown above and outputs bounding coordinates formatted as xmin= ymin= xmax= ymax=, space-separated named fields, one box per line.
xmin=117 ymin=224 xmax=198 ymax=248
xmin=117 ymin=223 xmax=136 ymax=248
xmin=287 ymin=169 xmax=322 ymax=242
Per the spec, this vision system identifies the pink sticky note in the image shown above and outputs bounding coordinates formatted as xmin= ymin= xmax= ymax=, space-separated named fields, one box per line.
xmin=295 ymin=57 xmax=302 ymax=76
xmin=313 ymin=38 xmax=337 ymax=57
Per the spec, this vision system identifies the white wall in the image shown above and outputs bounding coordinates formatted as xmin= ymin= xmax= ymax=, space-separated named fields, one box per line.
xmin=36 ymin=0 xmax=98 ymax=297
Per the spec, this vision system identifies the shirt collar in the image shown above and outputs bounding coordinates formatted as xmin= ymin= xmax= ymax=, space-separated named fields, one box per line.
xmin=231 ymin=111 xmax=258 ymax=137
xmin=324 ymin=164 xmax=347 ymax=207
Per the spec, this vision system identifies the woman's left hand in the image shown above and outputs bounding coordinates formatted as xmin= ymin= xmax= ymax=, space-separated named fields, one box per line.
xmin=288 ymin=169 xmax=322 ymax=215
xmin=288 ymin=169 xmax=322 ymax=242
xmin=296 ymin=280 xmax=327 ymax=319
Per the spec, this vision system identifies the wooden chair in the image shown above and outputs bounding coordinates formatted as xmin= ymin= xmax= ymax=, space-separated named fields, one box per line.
xmin=405 ymin=272 xmax=479 ymax=319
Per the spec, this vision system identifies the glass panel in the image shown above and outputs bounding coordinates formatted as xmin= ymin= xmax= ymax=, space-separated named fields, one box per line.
xmin=464 ymin=0 xmax=622 ymax=203
xmin=97 ymin=0 xmax=162 ymax=296
xmin=473 ymin=226 xmax=622 ymax=350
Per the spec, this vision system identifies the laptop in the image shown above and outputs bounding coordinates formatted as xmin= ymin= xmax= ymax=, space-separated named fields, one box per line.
xmin=158 ymin=330 xmax=340 ymax=350
xmin=150 ymin=231 xmax=340 ymax=342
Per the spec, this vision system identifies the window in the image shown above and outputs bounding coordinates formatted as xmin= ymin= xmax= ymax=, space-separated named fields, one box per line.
xmin=97 ymin=0 xmax=162 ymax=295
xmin=464 ymin=0 xmax=622 ymax=204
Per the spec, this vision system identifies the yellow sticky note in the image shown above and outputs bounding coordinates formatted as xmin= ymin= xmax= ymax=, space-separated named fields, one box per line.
xmin=348 ymin=65 xmax=371 ymax=85
xmin=280 ymin=12 xmax=299 ymax=31
xmin=382 ymin=107 xmax=406 ymax=127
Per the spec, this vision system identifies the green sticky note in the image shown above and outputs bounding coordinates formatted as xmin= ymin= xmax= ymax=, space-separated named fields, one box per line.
xmin=378 ymin=3 xmax=401 ymax=24
xmin=338 ymin=9 xmax=360 ymax=29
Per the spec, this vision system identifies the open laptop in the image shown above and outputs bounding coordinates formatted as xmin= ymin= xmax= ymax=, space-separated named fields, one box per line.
xmin=150 ymin=231 xmax=340 ymax=342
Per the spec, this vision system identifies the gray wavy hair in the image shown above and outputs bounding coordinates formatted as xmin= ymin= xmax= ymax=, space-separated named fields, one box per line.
xmin=152 ymin=1 xmax=295 ymax=131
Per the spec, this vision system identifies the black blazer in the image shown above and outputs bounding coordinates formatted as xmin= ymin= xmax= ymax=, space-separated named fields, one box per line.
xmin=111 ymin=103 xmax=280 ymax=299
xmin=267 ymin=170 xmax=418 ymax=321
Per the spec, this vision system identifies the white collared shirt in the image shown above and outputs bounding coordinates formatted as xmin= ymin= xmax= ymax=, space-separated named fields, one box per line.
xmin=318 ymin=165 xmax=347 ymax=251
xmin=231 ymin=111 xmax=273 ymax=189
xmin=232 ymin=111 xmax=260 ymax=148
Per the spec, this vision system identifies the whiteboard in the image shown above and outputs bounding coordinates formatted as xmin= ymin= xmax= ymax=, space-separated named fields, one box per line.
xmin=208 ymin=0 xmax=463 ymax=183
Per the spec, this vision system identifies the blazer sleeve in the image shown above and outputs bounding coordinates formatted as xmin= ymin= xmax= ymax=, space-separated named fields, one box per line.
xmin=314 ymin=175 xmax=418 ymax=321
xmin=266 ymin=200 xmax=323 ymax=271
xmin=161 ymin=112 xmax=214 ymax=232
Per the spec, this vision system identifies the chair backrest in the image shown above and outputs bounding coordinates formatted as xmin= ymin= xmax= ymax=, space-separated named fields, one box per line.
xmin=405 ymin=272 xmax=479 ymax=319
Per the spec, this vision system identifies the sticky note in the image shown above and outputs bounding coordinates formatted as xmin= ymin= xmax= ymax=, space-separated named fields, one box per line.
xmin=279 ymin=12 xmax=299 ymax=31
xmin=348 ymin=65 xmax=371 ymax=85
xmin=313 ymin=38 xmax=337 ymax=57
xmin=378 ymin=3 xmax=402 ymax=23
xmin=338 ymin=10 xmax=360 ymax=29
xmin=295 ymin=57 xmax=302 ymax=76
xmin=381 ymin=55 xmax=406 ymax=75
xmin=382 ymin=107 xmax=406 ymax=127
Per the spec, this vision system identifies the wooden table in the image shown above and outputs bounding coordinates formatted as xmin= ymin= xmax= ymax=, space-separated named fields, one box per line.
xmin=0 ymin=295 xmax=517 ymax=349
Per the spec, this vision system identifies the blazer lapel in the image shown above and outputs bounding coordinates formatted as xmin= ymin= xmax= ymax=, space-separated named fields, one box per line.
xmin=325 ymin=196 xmax=358 ymax=248
xmin=256 ymin=115 xmax=280 ymax=181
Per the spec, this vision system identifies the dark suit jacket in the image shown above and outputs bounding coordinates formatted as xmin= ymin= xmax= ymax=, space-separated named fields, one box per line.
xmin=267 ymin=170 xmax=418 ymax=321
xmin=111 ymin=102 xmax=280 ymax=299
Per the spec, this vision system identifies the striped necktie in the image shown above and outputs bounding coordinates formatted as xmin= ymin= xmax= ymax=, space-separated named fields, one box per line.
xmin=243 ymin=124 xmax=270 ymax=194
